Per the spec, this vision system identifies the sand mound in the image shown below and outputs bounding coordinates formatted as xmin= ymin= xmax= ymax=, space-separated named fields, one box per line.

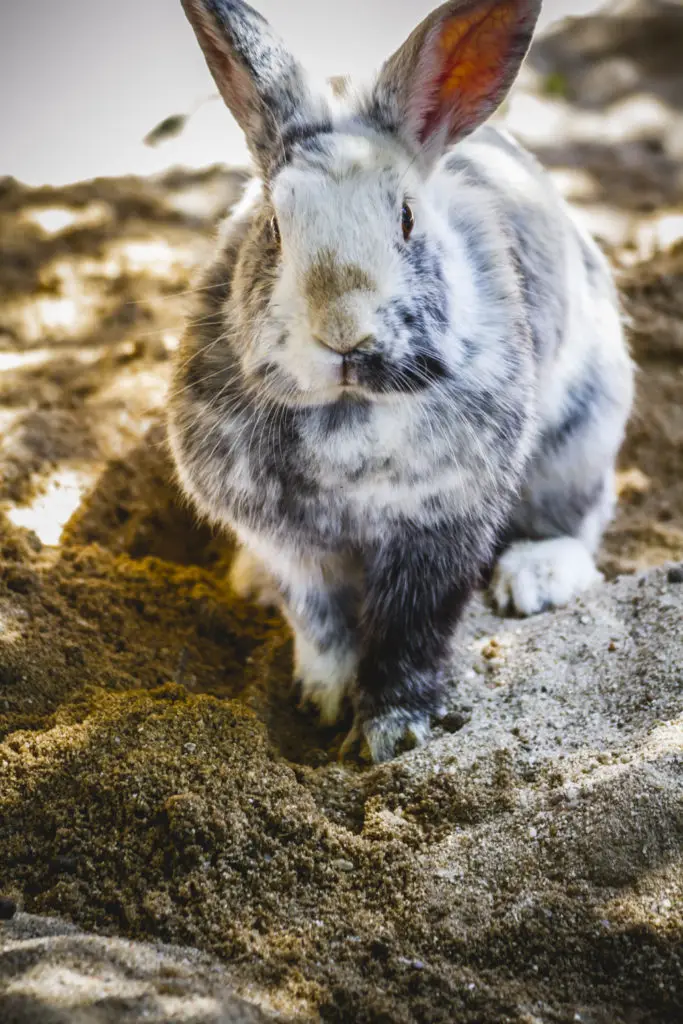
xmin=1 ymin=557 xmax=681 ymax=1021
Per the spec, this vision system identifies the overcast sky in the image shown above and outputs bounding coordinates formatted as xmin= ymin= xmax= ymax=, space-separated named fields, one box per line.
xmin=1 ymin=0 xmax=606 ymax=186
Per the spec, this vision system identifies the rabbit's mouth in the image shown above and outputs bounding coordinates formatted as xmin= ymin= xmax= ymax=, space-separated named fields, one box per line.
xmin=344 ymin=351 xmax=450 ymax=397
xmin=249 ymin=362 xmax=370 ymax=409
xmin=309 ymin=347 xmax=451 ymax=399
xmin=249 ymin=346 xmax=448 ymax=409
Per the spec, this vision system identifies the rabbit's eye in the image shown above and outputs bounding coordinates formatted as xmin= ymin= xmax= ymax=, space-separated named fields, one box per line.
xmin=269 ymin=215 xmax=281 ymax=245
xmin=401 ymin=202 xmax=414 ymax=241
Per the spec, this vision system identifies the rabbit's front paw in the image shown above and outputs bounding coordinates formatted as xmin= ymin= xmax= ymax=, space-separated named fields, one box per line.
xmin=492 ymin=537 xmax=603 ymax=617
xmin=294 ymin=636 xmax=356 ymax=726
xmin=340 ymin=708 xmax=432 ymax=764
xmin=229 ymin=547 xmax=279 ymax=608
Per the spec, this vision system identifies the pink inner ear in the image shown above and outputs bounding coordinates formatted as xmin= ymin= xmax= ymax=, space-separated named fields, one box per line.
xmin=415 ymin=1 xmax=519 ymax=146
xmin=418 ymin=51 xmax=465 ymax=145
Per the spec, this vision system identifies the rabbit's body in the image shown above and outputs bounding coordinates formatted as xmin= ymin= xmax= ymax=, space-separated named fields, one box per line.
xmin=169 ymin=0 xmax=633 ymax=760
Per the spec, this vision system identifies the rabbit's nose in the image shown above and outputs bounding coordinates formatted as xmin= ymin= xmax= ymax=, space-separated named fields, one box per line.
xmin=309 ymin=297 xmax=376 ymax=355
xmin=313 ymin=333 xmax=375 ymax=355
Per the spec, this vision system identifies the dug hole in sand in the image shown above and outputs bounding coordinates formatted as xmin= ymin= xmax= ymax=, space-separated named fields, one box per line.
xmin=1 ymin=3 xmax=682 ymax=1021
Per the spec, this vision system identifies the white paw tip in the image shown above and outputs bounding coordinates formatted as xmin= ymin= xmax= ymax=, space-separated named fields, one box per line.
xmin=296 ymin=677 xmax=346 ymax=726
xmin=493 ymin=538 xmax=603 ymax=617
xmin=229 ymin=548 xmax=278 ymax=607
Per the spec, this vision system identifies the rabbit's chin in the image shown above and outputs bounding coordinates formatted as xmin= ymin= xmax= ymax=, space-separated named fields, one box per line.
xmin=247 ymin=367 xmax=377 ymax=409
xmin=255 ymin=382 xmax=414 ymax=412
xmin=289 ymin=388 xmax=377 ymax=412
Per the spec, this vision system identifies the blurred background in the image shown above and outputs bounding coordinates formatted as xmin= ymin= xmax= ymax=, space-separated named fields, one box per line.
xmin=2 ymin=0 xmax=607 ymax=185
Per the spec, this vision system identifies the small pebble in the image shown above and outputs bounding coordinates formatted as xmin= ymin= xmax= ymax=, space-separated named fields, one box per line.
xmin=439 ymin=710 xmax=469 ymax=734
xmin=666 ymin=564 xmax=683 ymax=584
xmin=0 ymin=897 xmax=17 ymax=920
xmin=333 ymin=859 xmax=354 ymax=872
xmin=396 ymin=957 xmax=425 ymax=969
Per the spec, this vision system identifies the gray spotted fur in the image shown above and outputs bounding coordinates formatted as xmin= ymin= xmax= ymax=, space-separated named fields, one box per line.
xmin=168 ymin=0 xmax=634 ymax=761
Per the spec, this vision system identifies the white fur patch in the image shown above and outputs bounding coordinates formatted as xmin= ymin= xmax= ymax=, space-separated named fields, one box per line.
xmin=229 ymin=547 xmax=279 ymax=607
xmin=492 ymin=537 xmax=603 ymax=617
xmin=294 ymin=636 xmax=356 ymax=725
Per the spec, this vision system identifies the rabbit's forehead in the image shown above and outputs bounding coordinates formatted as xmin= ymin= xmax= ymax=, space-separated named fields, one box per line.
xmin=274 ymin=176 xmax=401 ymax=288
xmin=268 ymin=134 xmax=414 ymax=286
xmin=273 ymin=170 xmax=398 ymax=230
xmin=272 ymin=133 xmax=408 ymax=213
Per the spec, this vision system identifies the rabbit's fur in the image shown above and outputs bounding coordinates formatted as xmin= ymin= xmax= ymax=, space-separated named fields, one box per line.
xmin=168 ymin=0 xmax=634 ymax=761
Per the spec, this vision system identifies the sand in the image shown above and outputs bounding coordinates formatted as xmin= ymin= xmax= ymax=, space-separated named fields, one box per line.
xmin=1 ymin=3 xmax=682 ymax=1021
xmin=0 ymin=914 xmax=274 ymax=1023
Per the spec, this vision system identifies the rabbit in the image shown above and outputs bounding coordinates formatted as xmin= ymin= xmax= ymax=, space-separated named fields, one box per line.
xmin=168 ymin=0 xmax=634 ymax=763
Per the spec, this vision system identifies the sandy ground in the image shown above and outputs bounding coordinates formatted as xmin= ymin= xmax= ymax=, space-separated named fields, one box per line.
xmin=1 ymin=3 xmax=682 ymax=1021
xmin=0 ymin=914 xmax=273 ymax=1023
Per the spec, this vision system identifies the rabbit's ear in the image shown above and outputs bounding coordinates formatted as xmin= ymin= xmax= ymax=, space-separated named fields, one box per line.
xmin=181 ymin=0 xmax=322 ymax=170
xmin=371 ymin=0 xmax=541 ymax=163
